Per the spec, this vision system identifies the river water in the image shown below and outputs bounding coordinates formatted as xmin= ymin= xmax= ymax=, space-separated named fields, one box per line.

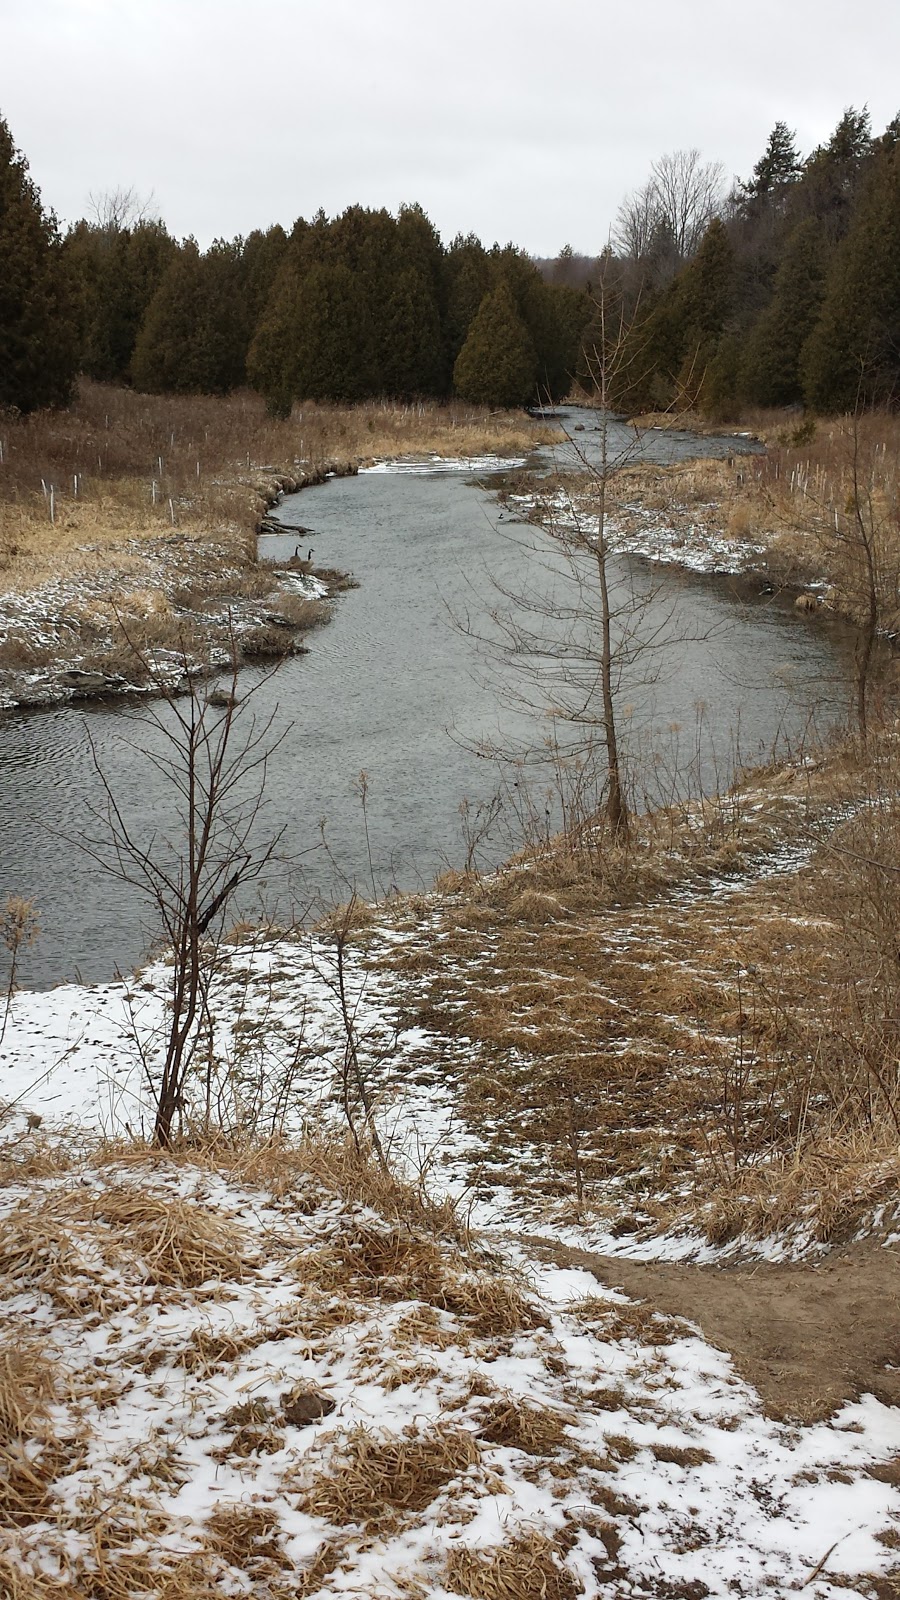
xmin=0 ymin=411 xmax=856 ymax=988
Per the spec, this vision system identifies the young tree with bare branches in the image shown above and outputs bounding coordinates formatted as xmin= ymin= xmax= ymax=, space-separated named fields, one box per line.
xmin=77 ymin=638 xmax=288 ymax=1146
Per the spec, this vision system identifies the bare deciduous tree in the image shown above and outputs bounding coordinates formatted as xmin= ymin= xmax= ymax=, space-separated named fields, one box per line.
xmin=87 ymin=185 xmax=159 ymax=233
xmin=615 ymin=149 xmax=726 ymax=280
xmin=474 ymin=279 xmax=696 ymax=840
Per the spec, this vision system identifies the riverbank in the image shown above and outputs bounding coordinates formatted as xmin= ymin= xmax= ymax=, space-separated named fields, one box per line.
xmin=3 ymin=728 xmax=898 ymax=1258
xmin=3 ymin=1138 xmax=898 ymax=1600
xmin=508 ymin=410 xmax=900 ymax=641
xmin=4 ymin=733 xmax=900 ymax=1595
xmin=0 ymin=383 xmax=557 ymax=712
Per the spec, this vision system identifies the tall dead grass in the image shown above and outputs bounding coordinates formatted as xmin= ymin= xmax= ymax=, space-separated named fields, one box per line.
xmin=0 ymin=381 xmax=556 ymax=591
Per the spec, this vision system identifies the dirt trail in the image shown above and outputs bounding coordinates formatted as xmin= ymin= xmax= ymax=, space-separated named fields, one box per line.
xmin=525 ymin=1234 xmax=900 ymax=1423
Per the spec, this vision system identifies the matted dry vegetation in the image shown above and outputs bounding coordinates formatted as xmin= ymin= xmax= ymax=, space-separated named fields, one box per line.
xmin=0 ymin=1133 xmax=755 ymax=1600
xmin=370 ymin=729 xmax=900 ymax=1251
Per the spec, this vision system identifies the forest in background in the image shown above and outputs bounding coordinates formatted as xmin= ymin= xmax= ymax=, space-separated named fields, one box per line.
xmin=2 ymin=106 xmax=900 ymax=419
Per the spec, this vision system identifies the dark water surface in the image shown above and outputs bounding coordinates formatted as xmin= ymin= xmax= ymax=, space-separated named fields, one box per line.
xmin=0 ymin=412 xmax=855 ymax=987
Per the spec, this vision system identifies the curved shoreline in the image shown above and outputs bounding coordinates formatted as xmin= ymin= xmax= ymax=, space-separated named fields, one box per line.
xmin=0 ymin=460 xmax=360 ymax=717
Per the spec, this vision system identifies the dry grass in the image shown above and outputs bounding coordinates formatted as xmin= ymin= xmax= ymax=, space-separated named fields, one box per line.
xmin=443 ymin=1530 xmax=579 ymax=1600
xmin=651 ymin=1443 xmax=715 ymax=1467
xmin=301 ymin=1423 xmax=481 ymax=1527
xmin=599 ymin=409 xmax=900 ymax=634
xmin=301 ymin=1219 xmax=542 ymax=1336
xmin=371 ymin=726 xmax=900 ymax=1244
xmin=0 ymin=1556 xmax=80 ymax=1600
xmin=0 ymin=1344 xmax=78 ymax=1529
xmin=82 ymin=1185 xmax=256 ymax=1287
xmin=0 ymin=380 xmax=554 ymax=702
xmin=0 ymin=380 xmax=556 ymax=590
xmin=0 ymin=1181 xmax=255 ymax=1308
xmin=205 ymin=1503 xmax=286 ymax=1568
xmin=475 ymin=1393 xmax=572 ymax=1455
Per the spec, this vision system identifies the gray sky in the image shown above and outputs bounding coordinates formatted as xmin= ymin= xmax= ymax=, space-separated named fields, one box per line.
xmin=4 ymin=0 xmax=899 ymax=255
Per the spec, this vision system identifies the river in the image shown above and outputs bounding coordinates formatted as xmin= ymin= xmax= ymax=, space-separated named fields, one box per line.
xmin=0 ymin=411 xmax=857 ymax=988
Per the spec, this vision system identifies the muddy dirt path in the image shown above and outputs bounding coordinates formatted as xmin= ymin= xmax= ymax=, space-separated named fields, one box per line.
xmin=525 ymin=1234 xmax=900 ymax=1423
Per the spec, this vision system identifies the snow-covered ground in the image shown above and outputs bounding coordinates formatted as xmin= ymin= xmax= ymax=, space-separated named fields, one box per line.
xmin=506 ymin=485 xmax=769 ymax=577
xmin=2 ymin=1149 xmax=900 ymax=1599
xmin=3 ymin=924 xmax=900 ymax=1596
xmin=362 ymin=454 xmax=527 ymax=476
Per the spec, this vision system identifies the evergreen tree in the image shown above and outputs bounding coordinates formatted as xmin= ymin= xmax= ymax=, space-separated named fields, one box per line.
xmin=443 ymin=234 xmax=493 ymax=367
xmin=65 ymin=218 xmax=177 ymax=382
xmin=801 ymin=106 xmax=874 ymax=245
xmin=250 ymin=259 xmax=372 ymax=407
xmin=739 ymin=219 xmax=825 ymax=405
xmin=629 ymin=218 xmax=735 ymax=410
xmin=131 ymin=240 xmax=246 ymax=394
xmin=746 ymin=121 xmax=803 ymax=198
xmin=453 ymin=281 xmax=537 ymax=406
xmin=240 ymin=225 xmax=288 ymax=329
xmin=801 ymin=145 xmax=900 ymax=411
xmin=131 ymin=242 xmax=206 ymax=392
xmin=291 ymin=262 xmax=372 ymax=401
xmin=378 ymin=267 xmax=444 ymax=397
xmin=0 ymin=114 xmax=77 ymax=412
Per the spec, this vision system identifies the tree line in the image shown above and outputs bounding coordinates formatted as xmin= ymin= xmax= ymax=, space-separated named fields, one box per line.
xmin=3 ymin=105 xmax=900 ymax=420
xmin=574 ymin=109 xmax=900 ymax=417
xmin=0 ymin=112 xmax=587 ymax=416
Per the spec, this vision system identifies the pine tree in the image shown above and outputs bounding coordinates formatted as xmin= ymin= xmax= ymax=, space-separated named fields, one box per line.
xmin=453 ymin=281 xmax=537 ymax=407
xmin=801 ymin=106 xmax=874 ymax=245
xmin=743 ymin=122 xmax=803 ymax=202
xmin=0 ymin=115 xmax=78 ymax=412
xmin=801 ymin=146 xmax=900 ymax=411
xmin=739 ymin=219 xmax=826 ymax=405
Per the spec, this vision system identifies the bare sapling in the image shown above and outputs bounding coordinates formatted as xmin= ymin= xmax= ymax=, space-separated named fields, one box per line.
xmin=75 ymin=624 xmax=289 ymax=1147
xmin=477 ymin=276 xmax=695 ymax=843
xmin=310 ymin=895 xmax=394 ymax=1171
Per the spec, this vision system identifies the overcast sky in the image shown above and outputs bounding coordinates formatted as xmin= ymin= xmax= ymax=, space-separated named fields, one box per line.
xmin=4 ymin=0 xmax=899 ymax=256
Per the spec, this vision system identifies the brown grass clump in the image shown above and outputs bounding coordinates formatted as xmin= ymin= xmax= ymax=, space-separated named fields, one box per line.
xmin=0 ymin=1555 xmax=80 ymax=1600
xmin=0 ymin=1345 xmax=74 ymax=1528
xmin=0 ymin=1202 xmax=110 ymax=1311
xmin=301 ymin=1424 xmax=480 ymax=1528
xmin=302 ymin=1221 xmax=544 ymax=1336
xmin=651 ymin=1443 xmax=715 ymax=1467
xmin=72 ymin=1545 xmax=222 ymax=1600
xmin=443 ymin=1530 xmax=579 ymax=1600
xmin=570 ymin=1297 xmax=682 ymax=1347
xmin=255 ymin=1132 xmax=466 ymax=1242
xmin=0 ymin=1345 xmax=58 ymax=1446
xmin=180 ymin=1324 xmax=266 ymax=1374
xmin=476 ymin=1394 xmax=572 ymax=1455
xmin=83 ymin=1186 xmax=255 ymax=1288
xmin=0 ymin=1138 xmax=73 ymax=1183
xmin=205 ymin=1503 xmax=287 ymax=1571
